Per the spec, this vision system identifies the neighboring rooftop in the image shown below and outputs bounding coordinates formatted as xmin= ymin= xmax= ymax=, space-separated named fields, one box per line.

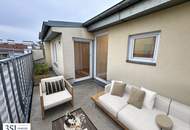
xmin=0 ymin=42 xmax=28 ymax=52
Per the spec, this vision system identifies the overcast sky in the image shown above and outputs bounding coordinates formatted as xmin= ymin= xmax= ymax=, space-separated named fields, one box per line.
xmin=0 ymin=0 xmax=121 ymax=42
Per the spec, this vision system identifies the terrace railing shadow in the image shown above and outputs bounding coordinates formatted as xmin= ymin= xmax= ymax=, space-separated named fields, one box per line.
xmin=0 ymin=53 xmax=33 ymax=128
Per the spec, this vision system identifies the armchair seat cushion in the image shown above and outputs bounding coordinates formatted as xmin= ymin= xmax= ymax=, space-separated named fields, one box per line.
xmin=118 ymin=105 xmax=164 ymax=130
xmin=43 ymin=89 xmax=72 ymax=110
xmin=98 ymin=93 xmax=129 ymax=117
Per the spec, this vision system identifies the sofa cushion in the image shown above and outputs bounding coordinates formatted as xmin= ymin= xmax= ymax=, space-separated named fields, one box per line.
xmin=127 ymin=87 xmax=145 ymax=109
xmin=110 ymin=82 xmax=126 ymax=97
xmin=43 ymin=89 xmax=72 ymax=110
xmin=118 ymin=105 xmax=165 ymax=130
xmin=141 ymin=87 xmax=157 ymax=109
xmin=169 ymin=100 xmax=190 ymax=124
xmin=169 ymin=116 xmax=190 ymax=130
xmin=154 ymin=95 xmax=170 ymax=113
xmin=126 ymin=84 xmax=140 ymax=94
xmin=98 ymin=93 xmax=129 ymax=117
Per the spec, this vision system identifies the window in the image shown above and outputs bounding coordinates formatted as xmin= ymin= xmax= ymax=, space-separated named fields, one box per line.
xmin=127 ymin=31 xmax=160 ymax=65
xmin=52 ymin=42 xmax=58 ymax=64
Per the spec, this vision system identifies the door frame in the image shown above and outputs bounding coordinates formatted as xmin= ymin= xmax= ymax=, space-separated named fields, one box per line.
xmin=73 ymin=38 xmax=93 ymax=82
xmin=94 ymin=32 xmax=108 ymax=84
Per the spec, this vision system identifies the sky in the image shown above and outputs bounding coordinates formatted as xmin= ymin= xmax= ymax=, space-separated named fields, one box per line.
xmin=0 ymin=0 xmax=122 ymax=42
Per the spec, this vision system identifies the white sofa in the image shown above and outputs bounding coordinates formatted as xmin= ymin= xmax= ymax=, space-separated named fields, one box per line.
xmin=39 ymin=76 xmax=73 ymax=119
xmin=168 ymin=100 xmax=190 ymax=130
xmin=98 ymin=84 xmax=190 ymax=130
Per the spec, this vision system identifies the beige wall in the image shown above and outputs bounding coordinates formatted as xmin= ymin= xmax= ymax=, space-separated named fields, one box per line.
xmin=43 ymin=2 xmax=190 ymax=105
xmin=103 ymin=2 xmax=190 ymax=105
xmin=51 ymin=27 xmax=93 ymax=78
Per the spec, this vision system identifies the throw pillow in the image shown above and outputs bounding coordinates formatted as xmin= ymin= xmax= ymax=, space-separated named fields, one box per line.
xmin=141 ymin=87 xmax=157 ymax=109
xmin=110 ymin=80 xmax=123 ymax=93
xmin=127 ymin=87 xmax=145 ymax=109
xmin=57 ymin=79 xmax=65 ymax=91
xmin=45 ymin=82 xmax=52 ymax=95
xmin=45 ymin=79 xmax=65 ymax=95
xmin=110 ymin=82 xmax=126 ymax=97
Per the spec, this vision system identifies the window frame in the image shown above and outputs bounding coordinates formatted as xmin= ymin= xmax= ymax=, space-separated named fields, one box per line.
xmin=52 ymin=42 xmax=58 ymax=65
xmin=127 ymin=31 xmax=160 ymax=65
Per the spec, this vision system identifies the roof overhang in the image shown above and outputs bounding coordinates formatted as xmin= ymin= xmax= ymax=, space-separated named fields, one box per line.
xmin=83 ymin=0 xmax=189 ymax=32
xmin=39 ymin=0 xmax=189 ymax=37
xmin=39 ymin=22 xmax=49 ymax=41
xmin=83 ymin=0 xmax=140 ymax=26
xmin=43 ymin=31 xmax=61 ymax=42
xmin=72 ymin=37 xmax=93 ymax=43
xmin=39 ymin=21 xmax=82 ymax=41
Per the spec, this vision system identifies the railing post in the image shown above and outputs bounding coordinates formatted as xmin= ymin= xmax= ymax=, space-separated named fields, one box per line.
xmin=0 ymin=117 xmax=2 ymax=130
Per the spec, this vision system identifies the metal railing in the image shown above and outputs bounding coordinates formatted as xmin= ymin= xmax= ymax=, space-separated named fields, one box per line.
xmin=0 ymin=53 xmax=33 ymax=128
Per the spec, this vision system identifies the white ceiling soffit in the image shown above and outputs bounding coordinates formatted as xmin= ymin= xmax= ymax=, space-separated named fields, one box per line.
xmin=44 ymin=31 xmax=61 ymax=42
xmin=87 ymin=0 xmax=179 ymax=31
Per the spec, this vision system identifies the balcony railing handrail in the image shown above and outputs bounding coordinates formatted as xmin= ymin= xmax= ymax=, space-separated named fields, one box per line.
xmin=0 ymin=53 xmax=32 ymax=63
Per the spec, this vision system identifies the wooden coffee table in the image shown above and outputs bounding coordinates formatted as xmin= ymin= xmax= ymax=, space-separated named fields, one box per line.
xmin=52 ymin=108 xmax=97 ymax=130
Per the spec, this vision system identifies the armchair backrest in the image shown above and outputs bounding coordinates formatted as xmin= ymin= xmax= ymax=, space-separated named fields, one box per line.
xmin=41 ymin=76 xmax=64 ymax=93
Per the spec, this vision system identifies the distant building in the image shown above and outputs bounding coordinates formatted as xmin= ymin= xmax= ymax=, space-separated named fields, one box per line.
xmin=0 ymin=41 xmax=32 ymax=60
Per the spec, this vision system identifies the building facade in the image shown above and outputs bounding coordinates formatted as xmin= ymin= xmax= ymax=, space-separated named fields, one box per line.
xmin=39 ymin=0 xmax=190 ymax=105
xmin=0 ymin=42 xmax=32 ymax=59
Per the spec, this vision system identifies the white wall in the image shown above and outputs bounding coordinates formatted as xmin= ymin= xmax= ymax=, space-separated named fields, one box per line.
xmin=32 ymin=49 xmax=44 ymax=61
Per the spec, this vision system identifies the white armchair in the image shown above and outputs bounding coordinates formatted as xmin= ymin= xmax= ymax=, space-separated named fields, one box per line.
xmin=39 ymin=76 xmax=73 ymax=119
